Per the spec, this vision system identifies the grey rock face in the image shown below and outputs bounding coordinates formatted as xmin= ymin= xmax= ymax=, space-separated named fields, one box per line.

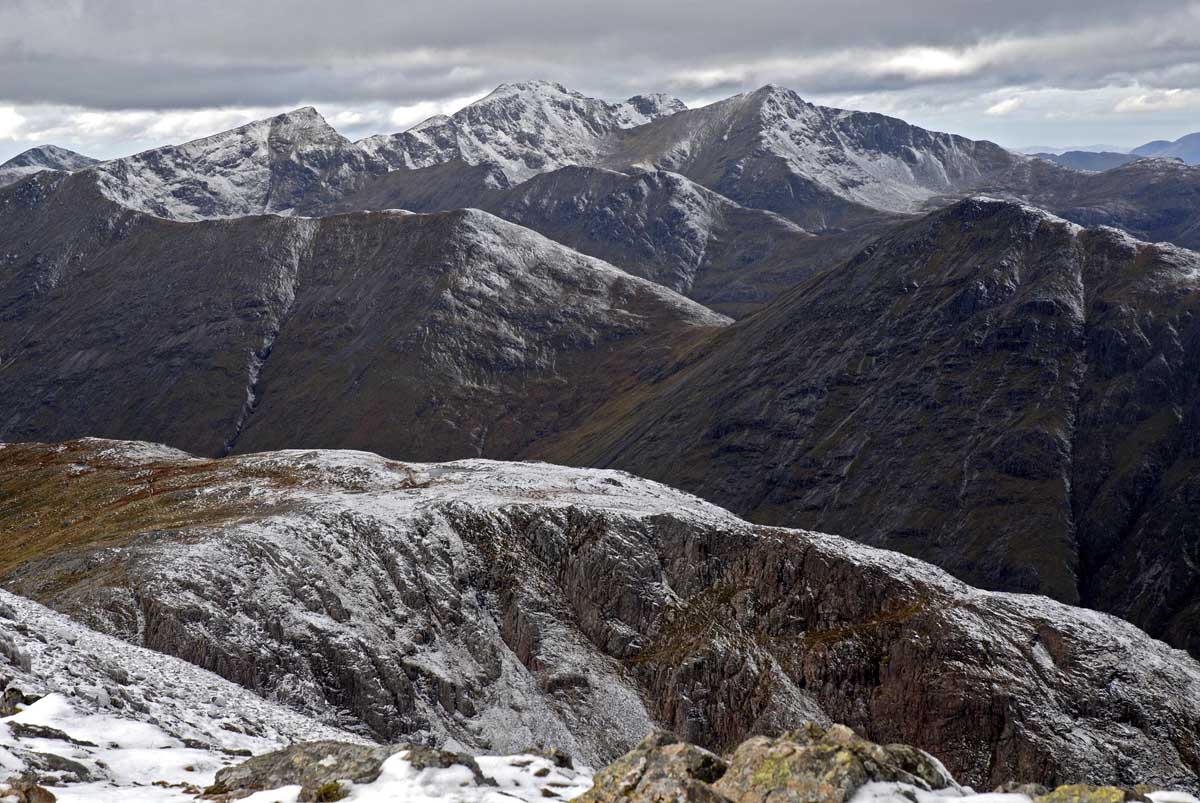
xmin=356 ymin=81 xmax=686 ymax=183
xmin=3 ymin=440 xmax=1199 ymax=789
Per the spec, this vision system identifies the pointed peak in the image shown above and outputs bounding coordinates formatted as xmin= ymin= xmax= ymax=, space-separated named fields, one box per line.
xmin=623 ymin=93 xmax=687 ymax=118
xmin=270 ymin=106 xmax=335 ymax=129
xmin=2 ymin=144 xmax=97 ymax=171
xmin=750 ymin=84 xmax=804 ymax=103
xmin=484 ymin=80 xmax=573 ymax=101
xmin=276 ymin=105 xmax=323 ymax=120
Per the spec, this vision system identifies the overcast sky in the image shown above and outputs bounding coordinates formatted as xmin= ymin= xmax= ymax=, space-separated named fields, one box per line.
xmin=2 ymin=0 xmax=1199 ymax=163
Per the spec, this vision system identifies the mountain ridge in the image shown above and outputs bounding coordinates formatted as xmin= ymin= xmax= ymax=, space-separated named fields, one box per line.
xmin=2 ymin=437 xmax=1198 ymax=789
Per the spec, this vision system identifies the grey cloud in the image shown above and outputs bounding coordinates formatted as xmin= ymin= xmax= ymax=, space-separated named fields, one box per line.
xmin=3 ymin=0 xmax=1198 ymax=109
xmin=1 ymin=0 xmax=1199 ymax=160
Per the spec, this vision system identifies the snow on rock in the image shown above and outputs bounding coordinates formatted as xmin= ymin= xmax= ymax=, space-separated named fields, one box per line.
xmin=750 ymin=86 xmax=1018 ymax=213
xmin=0 ymin=589 xmax=359 ymax=801
xmin=357 ymin=81 xmax=687 ymax=183
xmin=0 ymin=590 xmax=598 ymax=802
xmin=4 ymin=440 xmax=1200 ymax=791
xmin=88 ymin=107 xmax=366 ymax=221
xmin=0 ymin=146 xmax=98 ymax=188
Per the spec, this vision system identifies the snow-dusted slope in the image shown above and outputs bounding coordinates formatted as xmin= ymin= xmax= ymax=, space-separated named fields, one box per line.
xmin=0 ymin=145 xmax=98 ymax=187
xmin=3 ymin=439 xmax=1200 ymax=791
xmin=0 ymin=589 xmax=595 ymax=802
xmin=0 ymin=588 xmax=359 ymax=800
xmin=89 ymin=107 xmax=367 ymax=221
xmin=357 ymin=81 xmax=686 ymax=183
xmin=0 ymin=174 xmax=728 ymax=459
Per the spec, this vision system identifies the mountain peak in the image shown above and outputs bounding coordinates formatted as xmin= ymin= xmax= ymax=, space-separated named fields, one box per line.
xmin=363 ymin=82 xmax=686 ymax=182
xmin=1 ymin=144 xmax=97 ymax=171
xmin=272 ymin=105 xmax=325 ymax=123
xmin=623 ymin=92 xmax=688 ymax=119
xmin=0 ymin=144 xmax=99 ymax=187
xmin=485 ymin=80 xmax=572 ymax=100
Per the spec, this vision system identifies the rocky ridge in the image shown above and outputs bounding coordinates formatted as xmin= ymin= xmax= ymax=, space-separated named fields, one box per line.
xmin=1 ymin=439 xmax=1198 ymax=791
xmin=358 ymin=80 xmax=687 ymax=183
xmin=0 ymin=171 xmax=725 ymax=458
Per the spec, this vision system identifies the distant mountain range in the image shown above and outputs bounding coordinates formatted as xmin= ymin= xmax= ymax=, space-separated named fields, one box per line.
xmin=1021 ymin=131 xmax=1200 ymax=171
xmin=2 ymin=81 xmax=1200 ymax=667
xmin=1030 ymin=150 xmax=1140 ymax=171
xmin=1132 ymin=131 xmax=1200 ymax=164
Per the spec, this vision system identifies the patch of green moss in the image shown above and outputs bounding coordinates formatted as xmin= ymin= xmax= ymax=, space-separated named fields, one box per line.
xmin=312 ymin=780 xmax=350 ymax=802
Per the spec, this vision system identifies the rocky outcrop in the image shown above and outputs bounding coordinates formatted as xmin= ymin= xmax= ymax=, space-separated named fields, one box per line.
xmin=201 ymin=741 xmax=418 ymax=801
xmin=579 ymin=724 xmax=1185 ymax=803
xmin=0 ymin=776 xmax=58 ymax=803
xmin=2 ymin=440 xmax=1198 ymax=790
xmin=0 ymin=588 xmax=590 ymax=802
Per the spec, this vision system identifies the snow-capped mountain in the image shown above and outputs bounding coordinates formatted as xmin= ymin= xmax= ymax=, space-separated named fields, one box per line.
xmin=603 ymin=85 xmax=1018 ymax=227
xmin=327 ymin=161 xmax=857 ymax=317
xmin=2 ymin=438 xmax=1199 ymax=791
xmin=357 ymin=81 xmax=686 ymax=182
xmin=0 ymin=145 xmax=98 ymax=187
xmin=90 ymin=106 xmax=370 ymax=221
xmin=18 ymin=81 xmax=1196 ymax=266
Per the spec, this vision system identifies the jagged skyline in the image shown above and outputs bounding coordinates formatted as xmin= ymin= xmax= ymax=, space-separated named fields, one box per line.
xmin=2 ymin=0 xmax=1200 ymax=161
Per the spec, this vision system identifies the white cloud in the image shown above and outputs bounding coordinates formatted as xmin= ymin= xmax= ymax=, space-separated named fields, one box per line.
xmin=1115 ymin=88 xmax=1200 ymax=113
xmin=985 ymin=97 xmax=1023 ymax=116
xmin=873 ymin=47 xmax=979 ymax=80
xmin=0 ymin=106 xmax=26 ymax=140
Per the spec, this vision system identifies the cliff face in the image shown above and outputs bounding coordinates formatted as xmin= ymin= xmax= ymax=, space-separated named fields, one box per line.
xmin=2 ymin=439 xmax=1198 ymax=788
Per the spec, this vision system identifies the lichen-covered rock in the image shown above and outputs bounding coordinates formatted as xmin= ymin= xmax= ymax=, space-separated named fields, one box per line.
xmin=1035 ymin=785 xmax=1151 ymax=803
xmin=581 ymin=724 xmax=962 ymax=803
xmin=712 ymin=723 xmax=956 ymax=803
xmin=996 ymin=782 xmax=1051 ymax=796
xmin=576 ymin=729 xmax=731 ymax=803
